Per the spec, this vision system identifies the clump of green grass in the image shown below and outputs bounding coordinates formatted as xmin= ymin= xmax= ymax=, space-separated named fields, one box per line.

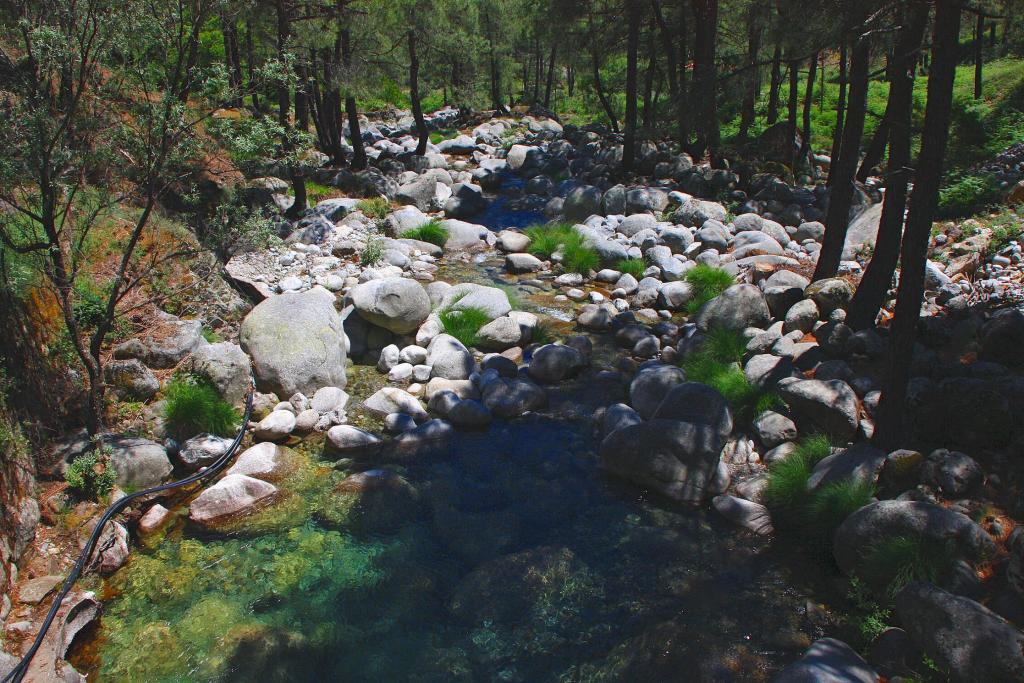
xmin=356 ymin=197 xmax=390 ymax=220
xmin=497 ymin=284 xmax=523 ymax=311
xmin=360 ymin=236 xmax=385 ymax=266
xmin=201 ymin=326 xmax=223 ymax=344
xmin=163 ymin=375 xmax=240 ymax=440
xmin=861 ymin=535 xmax=957 ymax=599
xmin=938 ymin=171 xmax=1004 ymax=218
xmin=429 ymin=128 xmax=458 ymax=144
xmin=806 ymin=480 xmax=875 ymax=544
xmin=65 ymin=447 xmax=116 ymax=500
xmin=524 ymin=222 xmax=600 ymax=274
xmin=615 ymin=258 xmax=647 ymax=278
xmin=531 ymin=321 xmax=556 ymax=345
xmin=683 ymin=264 xmax=735 ymax=315
xmin=562 ymin=240 xmax=599 ymax=274
xmin=438 ymin=306 xmax=491 ymax=348
xmin=401 ymin=219 xmax=449 ymax=248
xmin=680 ymin=326 xmax=778 ymax=422
xmin=761 ymin=435 xmax=835 ymax=529
xmin=703 ymin=326 xmax=747 ymax=364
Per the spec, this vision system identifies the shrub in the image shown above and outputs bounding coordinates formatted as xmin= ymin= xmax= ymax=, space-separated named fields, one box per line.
xmin=438 ymin=306 xmax=491 ymax=348
xmin=360 ymin=237 xmax=385 ymax=266
xmin=615 ymin=258 xmax=647 ymax=278
xmin=401 ymin=219 xmax=449 ymax=248
xmin=938 ymin=172 xmax=1003 ymax=218
xmin=163 ymin=375 xmax=240 ymax=440
xmin=683 ymin=264 xmax=735 ymax=315
xmin=66 ymin=448 xmax=116 ymax=500
xmin=356 ymin=197 xmax=390 ymax=220
xmin=861 ymin=535 xmax=957 ymax=598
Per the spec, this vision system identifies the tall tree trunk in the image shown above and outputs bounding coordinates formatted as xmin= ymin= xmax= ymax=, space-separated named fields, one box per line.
xmin=813 ymin=31 xmax=871 ymax=281
xmin=288 ymin=61 xmax=309 ymax=218
xmin=857 ymin=53 xmax=897 ymax=183
xmin=651 ymin=0 xmax=684 ymax=146
xmin=245 ymin=20 xmax=260 ymax=113
xmin=848 ymin=3 xmax=929 ymax=331
xmin=589 ymin=14 xmax=619 ymax=133
xmin=221 ymin=12 xmax=243 ymax=107
xmin=483 ymin=8 xmax=504 ymax=112
xmin=544 ymin=43 xmax=557 ymax=107
xmin=828 ymin=40 xmax=848 ymax=185
xmin=798 ymin=51 xmax=818 ymax=172
xmin=690 ymin=0 xmax=720 ymax=164
xmin=623 ymin=0 xmax=641 ymax=171
xmin=874 ymin=0 xmax=961 ymax=449
xmin=275 ymin=0 xmax=290 ymax=130
xmin=786 ymin=56 xmax=799 ymax=170
xmin=642 ymin=25 xmax=656 ymax=130
xmin=341 ymin=27 xmax=366 ymax=170
xmin=738 ymin=8 xmax=763 ymax=142
xmin=409 ymin=30 xmax=428 ymax=156
xmin=533 ymin=35 xmax=542 ymax=104
xmin=974 ymin=11 xmax=984 ymax=99
xmin=766 ymin=43 xmax=782 ymax=125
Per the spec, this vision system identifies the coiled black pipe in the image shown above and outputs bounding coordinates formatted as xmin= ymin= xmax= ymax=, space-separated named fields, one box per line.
xmin=2 ymin=382 xmax=255 ymax=683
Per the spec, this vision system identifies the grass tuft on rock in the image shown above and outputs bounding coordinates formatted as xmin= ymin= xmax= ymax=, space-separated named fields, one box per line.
xmin=525 ymin=222 xmax=599 ymax=273
xmin=703 ymin=326 xmax=747 ymax=364
xmin=861 ymin=535 xmax=957 ymax=598
xmin=438 ymin=306 xmax=491 ymax=348
xmin=681 ymin=326 xmax=779 ymax=422
xmin=401 ymin=219 xmax=449 ymax=248
xmin=683 ymin=264 xmax=735 ymax=315
xmin=356 ymin=197 xmax=390 ymax=220
xmin=163 ymin=374 xmax=240 ymax=440
xmin=615 ymin=258 xmax=647 ymax=278
xmin=531 ymin=321 xmax=556 ymax=346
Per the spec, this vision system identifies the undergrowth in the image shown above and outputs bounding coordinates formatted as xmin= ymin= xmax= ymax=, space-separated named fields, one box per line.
xmin=525 ymin=222 xmax=599 ymax=273
xmin=861 ymin=535 xmax=957 ymax=599
xmin=357 ymin=197 xmax=391 ymax=220
xmin=360 ymin=236 xmax=385 ymax=266
xmin=163 ymin=375 xmax=240 ymax=440
xmin=401 ymin=219 xmax=449 ymax=248
xmin=615 ymin=258 xmax=647 ymax=278
xmin=681 ymin=327 xmax=779 ymax=422
xmin=438 ymin=303 xmax=491 ymax=348
xmin=65 ymin=446 xmax=116 ymax=500
xmin=683 ymin=265 xmax=734 ymax=315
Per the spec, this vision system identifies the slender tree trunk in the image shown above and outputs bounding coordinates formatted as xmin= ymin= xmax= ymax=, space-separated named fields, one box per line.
xmin=677 ymin=6 xmax=690 ymax=145
xmin=738 ymin=9 xmax=763 ymax=142
xmin=974 ymin=12 xmax=984 ymax=99
xmin=651 ymin=0 xmax=684 ymax=146
xmin=483 ymin=8 xmax=504 ymax=112
xmin=221 ymin=12 xmax=243 ymax=107
xmin=828 ymin=40 xmax=848 ymax=185
xmin=798 ymin=51 xmax=818 ymax=172
xmin=642 ymin=25 xmax=656 ymax=130
xmin=590 ymin=33 xmax=619 ymax=132
xmin=544 ymin=43 xmax=557 ymax=107
xmin=767 ymin=42 xmax=782 ymax=125
xmin=245 ymin=21 xmax=260 ymax=113
xmin=813 ymin=32 xmax=871 ymax=281
xmin=275 ymin=0 xmax=290 ymax=130
xmin=848 ymin=3 xmax=929 ymax=331
xmin=341 ymin=27 xmax=366 ymax=170
xmin=533 ymin=35 xmax=542 ymax=104
xmin=857 ymin=116 xmax=891 ymax=182
xmin=288 ymin=62 xmax=309 ymax=218
xmin=623 ymin=0 xmax=641 ymax=170
xmin=786 ymin=56 xmax=799 ymax=170
xmin=690 ymin=0 xmax=720 ymax=164
xmin=874 ymin=0 xmax=961 ymax=448
xmin=409 ymin=30 xmax=428 ymax=156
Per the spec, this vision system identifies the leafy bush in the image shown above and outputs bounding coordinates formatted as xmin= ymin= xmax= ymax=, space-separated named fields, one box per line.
xmin=163 ymin=375 xmax=240 ymax=440
xmin=438 ymin=306 xmax=491 ymax=348
xmin=615 ymin=258 xmax=647 ymax=278
xmin=938 ymin=172 xmax=1003 ymax=218
xmin=356 ymin=197 xmax=390 ymax=220
xmin=861 ymin=535 xmax=956 ymax=599
xmin=360 ymin=237 xmax=385 ymax=266
xmin=683 ymin=265 xmax=735 ymax=314
xmin=66 ymin=448 xmax=116 ymax=499
xmin=401 ymin=219 xmax=449 ymax=248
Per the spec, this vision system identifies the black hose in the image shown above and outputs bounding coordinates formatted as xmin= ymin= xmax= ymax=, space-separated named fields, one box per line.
xmin=2 ymin=382 xmax=255 ymax=683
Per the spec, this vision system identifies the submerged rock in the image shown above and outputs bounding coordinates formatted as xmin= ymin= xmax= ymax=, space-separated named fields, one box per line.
xmin=318 ymin=469 xmax=420 ymax=535
xmin=188 ymin=474 xmax=278 ymax=528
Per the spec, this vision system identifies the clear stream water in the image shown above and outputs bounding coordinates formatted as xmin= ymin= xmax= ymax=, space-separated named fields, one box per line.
xmin=72 ymin=198 xmax=831 ymax=682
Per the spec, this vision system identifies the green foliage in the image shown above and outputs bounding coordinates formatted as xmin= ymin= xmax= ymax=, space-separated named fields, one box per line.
xmin=938 ymin=172 xmax=1004 ymax=218
xmin=703 ymin=327 xmax=747 ymax=364
xmin=163 ymin=375 xmax=239 ymax=440
xmin=681 ymin=353 xmax=779 ymax=423
xmin=562 ymin=240 xmax=599 ymax=274
xmin=683 ymin=265 xmax=734 ymax=315
xmin=497 ymin=284 xmax=523 ymax=311
xmin=762 ymin=435 xmax=835 ymax=531
xmin=72 ymin=279 xmax=109 ymax=329
xmin=861 ymin=535 xmax=956 ymax=599
xmin=615 ymin=258 xmax=647 ymax=278
xmin=805 ymin=480 xmax=875 ymax=545
xmin=525 ymin=222 xmax=598 ymax=273
xmin=401 ymin=219 xmax=449 ymax=248
xmin=360 ymin=236 xmax=385 ymax=266
xmin=438 ymin=305 xmax=491 ymax=348
xmin=357 ymin=197 xmax=391 ymax=220
xmin=65 ymin=447 xmax=116 ymax=500
xmin=429 ymin=128 xmax=459 ymax=144
xmin=846 ymin=577 xmax=893 ymax=645
xmin=201 ymin=327 xmax=223 ymax=344
xmin=531 ymin=321 xmax=556 ymax=346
